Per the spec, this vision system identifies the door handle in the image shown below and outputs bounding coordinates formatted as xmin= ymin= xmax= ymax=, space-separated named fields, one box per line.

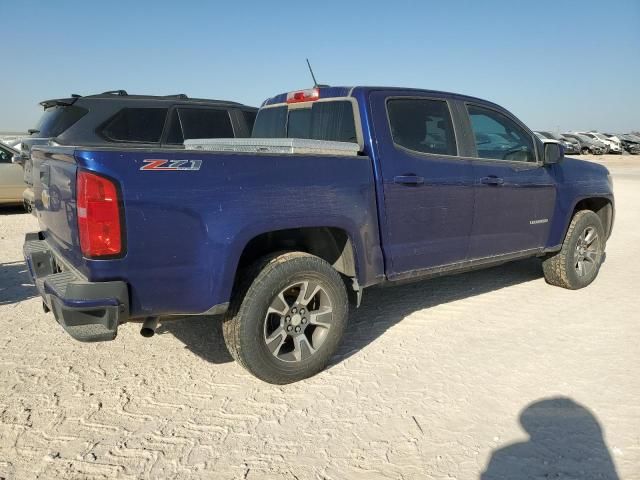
xmin=480 ymin=176 xmax=504 ymax=186
xmin=394 ymin=175 xmax=425 ymax=186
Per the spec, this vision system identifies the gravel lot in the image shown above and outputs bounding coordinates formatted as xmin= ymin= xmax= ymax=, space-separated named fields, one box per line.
xmin=1 ymin=155 xmax=638 ymax=479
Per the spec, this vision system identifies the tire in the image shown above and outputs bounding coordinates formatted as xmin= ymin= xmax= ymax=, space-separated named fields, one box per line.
xmin=223 ymin=252 xmax=349 ymax=384
xmin=542 ymin=210 xmax=605 ymax=290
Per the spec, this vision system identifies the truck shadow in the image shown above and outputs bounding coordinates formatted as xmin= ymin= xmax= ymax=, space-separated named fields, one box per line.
xmin=157 ymin=315 xmax=233 ymax=363
xmin=0 ymin=261 xmax=37 ymax=306
xmin=160 ymin=257 xmax=543 ymax=366
xmin=332 ymin=257 xmax=544 ymax=365
xmin=482 ymin=396 xmax=619 ymax=479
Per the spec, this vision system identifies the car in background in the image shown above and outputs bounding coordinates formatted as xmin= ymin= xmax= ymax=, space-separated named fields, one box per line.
xmin=602 ymin=133 xmax=622 ymax=146
xmin=618 ymin=134 xmax=640 ymax=154
xmin=15 ymin=90 xmax=258 ymax=212
xmin=0 ymin=137 xmax=24 ymax=151
xmin=578 ymin=132 xmax=622 ymax=154
xmin=535 ymin=131 xmax=579 ymax=154
xmin=562 ymin=133 xmax=606 ymax=155
xmin=0 ymin=143 xmax=24 ymax=206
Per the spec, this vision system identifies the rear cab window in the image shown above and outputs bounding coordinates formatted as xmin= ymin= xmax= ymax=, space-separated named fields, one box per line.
xmin=100 ymin=108 xmax=168 ymax=143
xmin=252 ymin=100 xmax=358 ymax=144
xmin=386 ymin=98 xmax=457 ymax=156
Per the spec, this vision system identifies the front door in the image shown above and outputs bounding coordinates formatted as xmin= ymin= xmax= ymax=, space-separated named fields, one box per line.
xmin=370 ymin=92 xmax=475 ymax=278
xmin=465 ymin=103 xmax=556 ymax=259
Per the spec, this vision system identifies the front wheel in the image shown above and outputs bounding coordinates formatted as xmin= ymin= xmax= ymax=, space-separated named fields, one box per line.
xmin=542 ymin=210 xmax=605 ymax=289
xmin=223 ymin=252 xmax=349 ymax=384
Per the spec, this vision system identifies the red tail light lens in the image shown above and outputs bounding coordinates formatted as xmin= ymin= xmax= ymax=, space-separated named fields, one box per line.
xmin=77 ymin=171 xmax=123 ymax=258
xmin=286 ymin=88 xmax=320 ymax=103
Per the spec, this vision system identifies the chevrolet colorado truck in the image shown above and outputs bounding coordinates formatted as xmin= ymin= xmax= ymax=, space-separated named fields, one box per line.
xmin=24 ymin=86 xmax=614 ymax=384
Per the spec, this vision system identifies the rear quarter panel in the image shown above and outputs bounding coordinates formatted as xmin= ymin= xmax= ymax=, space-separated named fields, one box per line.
xmin=74 ymin=148 xmax=383 ymax=317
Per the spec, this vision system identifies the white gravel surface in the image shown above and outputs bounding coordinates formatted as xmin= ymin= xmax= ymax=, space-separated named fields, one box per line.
xmin=0 ymin=155 xmax=638 ymax=479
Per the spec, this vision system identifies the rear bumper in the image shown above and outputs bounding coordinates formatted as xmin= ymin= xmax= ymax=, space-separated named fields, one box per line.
xmin=23 ymin=232 xmax=129 ymax=342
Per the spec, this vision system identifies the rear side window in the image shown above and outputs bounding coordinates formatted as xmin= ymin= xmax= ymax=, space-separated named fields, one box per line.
xmin=252 ymin=101 xmax=357 ymax=143
xmin=35 ymin=105 xmax=88 ymax=137
xmin=165 ymin=108 xmax=235 ymax=144
xmin=101 ymin=108 xmax=168 ymax=143
xmin=467 ymin=104 xmax=535 ymax=162
xmin=387 ymin=98 xmax=457 ymax=156
xmin=242 ymin=110 xmax=257 ymax=132
xmin=178 ymin=108 xmax=234 ymax=140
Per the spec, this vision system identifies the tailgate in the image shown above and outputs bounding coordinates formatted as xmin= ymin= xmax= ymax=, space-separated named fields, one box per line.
xmin=31 ymin=146 xmax=84 ymax=271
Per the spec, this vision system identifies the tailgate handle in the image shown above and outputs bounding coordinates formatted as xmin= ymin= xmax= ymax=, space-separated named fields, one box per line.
xmin=480 ymin=176 xmax=504 ymax=186
xmin=394 ymin=175 xmax=425 ymax=186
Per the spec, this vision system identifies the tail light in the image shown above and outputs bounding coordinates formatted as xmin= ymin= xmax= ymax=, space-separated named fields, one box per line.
xmin=77 ymin=171 xmax=123 ymax=258
xmin=286 ymin=88 xmax=320 ymax=104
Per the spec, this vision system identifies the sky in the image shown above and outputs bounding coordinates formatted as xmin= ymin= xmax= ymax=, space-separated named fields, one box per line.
xmin=1 ymin=0 xmax=639 ymax=133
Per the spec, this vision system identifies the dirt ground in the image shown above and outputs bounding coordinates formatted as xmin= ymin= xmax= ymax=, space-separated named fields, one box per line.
xmin=1 ymin=155 xmax=638 ymax=479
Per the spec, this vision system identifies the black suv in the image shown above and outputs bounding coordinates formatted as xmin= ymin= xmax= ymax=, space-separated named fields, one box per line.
xmin=17 ymin=90 xmax=257 ymax=211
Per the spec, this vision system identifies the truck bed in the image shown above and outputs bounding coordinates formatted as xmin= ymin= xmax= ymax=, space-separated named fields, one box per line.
xmin=30 ymin=145 xmax=384 ymax=319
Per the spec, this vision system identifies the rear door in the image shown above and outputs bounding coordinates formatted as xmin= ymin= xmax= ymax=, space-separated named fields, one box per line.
xmin=463 ymin=103 xmax=556 ymax=259
xmin=370 ymin=91 xmax=475 ymax=278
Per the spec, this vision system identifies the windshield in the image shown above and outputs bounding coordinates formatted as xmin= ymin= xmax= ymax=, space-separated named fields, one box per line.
xmin=252 ymin=101 xmax=357 ymax=143
xmin=34 ymin=105 xmax=88 ymax=137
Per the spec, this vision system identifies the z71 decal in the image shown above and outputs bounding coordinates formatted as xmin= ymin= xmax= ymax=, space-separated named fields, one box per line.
xmin=140 ymin=159 xmax=202 ymax=171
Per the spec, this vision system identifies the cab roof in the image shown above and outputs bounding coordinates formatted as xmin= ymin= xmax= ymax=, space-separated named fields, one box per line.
xmin=261 ymin=86 xmax=502 ymax=109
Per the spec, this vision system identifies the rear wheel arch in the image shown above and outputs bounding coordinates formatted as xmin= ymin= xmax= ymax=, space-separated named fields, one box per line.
xmin=232 ymin=226 xmax=360 ymax=292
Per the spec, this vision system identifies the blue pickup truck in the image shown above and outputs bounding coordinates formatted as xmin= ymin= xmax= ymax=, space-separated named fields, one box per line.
xmin=24 ymin=86 xmax=614 ymax=383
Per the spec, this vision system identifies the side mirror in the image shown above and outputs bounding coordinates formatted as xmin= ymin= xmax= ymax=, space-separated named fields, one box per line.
xmin=544 ymin=142 xmax=564 ymax=165
xmin=12 ymin=154 xmax=24 ymax=165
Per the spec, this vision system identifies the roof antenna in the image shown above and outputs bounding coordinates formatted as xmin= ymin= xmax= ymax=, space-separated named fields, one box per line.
xmin=306 ymin=58 xmax=319 ymax=88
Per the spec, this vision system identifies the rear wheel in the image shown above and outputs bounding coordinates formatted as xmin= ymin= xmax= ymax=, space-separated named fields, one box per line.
xmin=223 ymin=252 xmax=348 ymax=384
xmin=542 ymin=210 xmax=605 ymax=289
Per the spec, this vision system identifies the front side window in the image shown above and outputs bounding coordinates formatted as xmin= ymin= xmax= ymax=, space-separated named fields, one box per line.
xmin=468 ymin=105 xmax=535 ymax=162
xmin=101 ymin=108 xmax=168 ymax=143
xmin=387 ymin=98 xmax=457 ymax=156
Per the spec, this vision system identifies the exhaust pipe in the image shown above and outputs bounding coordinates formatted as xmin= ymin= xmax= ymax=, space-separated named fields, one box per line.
xmin=140 ymin=317 xmax=159 ymax=338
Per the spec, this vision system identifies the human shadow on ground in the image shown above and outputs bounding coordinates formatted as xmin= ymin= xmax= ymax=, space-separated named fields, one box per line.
xmin=0 ymin=261 xmax=37 ymax=306
xmin=482 ymin=397 xmax=619 ymax=480
xmin=161 ymin=257 xmax=543 ymax=366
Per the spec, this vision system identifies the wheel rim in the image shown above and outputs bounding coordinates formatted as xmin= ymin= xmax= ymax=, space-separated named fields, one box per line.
xmin=574 ymin=226 xmax=600 ymax=277
xmin=263 ymin=280 xmax=333 ymax=363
